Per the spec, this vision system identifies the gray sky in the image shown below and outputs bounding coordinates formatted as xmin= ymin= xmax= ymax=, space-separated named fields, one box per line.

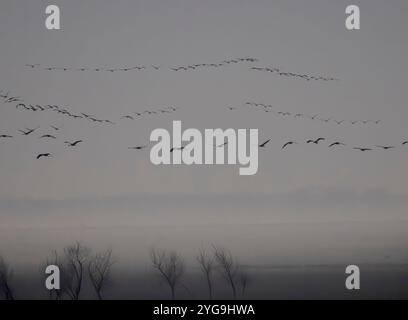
xmin=1 ymin=0 xmax=408 ymax=267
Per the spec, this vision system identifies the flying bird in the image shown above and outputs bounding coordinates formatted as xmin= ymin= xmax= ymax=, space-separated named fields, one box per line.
xmin=19 ymin=127 xmax=39 ymax=135
xmin=259 ymin=139 xmax=271 ymax=148
xmin=0 ymin=134 xmax=13 ymax=138
xmin=64 ymin=140 xmax=83 ymax=147
xmin=39 ymin=134 xmax=57 ymax=139
xmin=282 ymin=141 xmax=297 ymax=149
xmin=170 ymin=146 xmax=185 ymax=153
xmin=353 ymin=147 xmax=372 ymax=152
xmin=36 ymin=153 xmax=52 ymax=159
xmin=402 ymin=141 xmax=408 ymax=145
xmin=128 ymin=145 xmax=147 ymax=150
xmin=375 ymin=145 xmax=395 ymax=150
xmin=329 ymin=142 xmax=346 ymax=147
xmin=307 ymin=138 xmax=325 ymax=144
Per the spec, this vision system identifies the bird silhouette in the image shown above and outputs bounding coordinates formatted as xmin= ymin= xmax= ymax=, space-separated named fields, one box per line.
xmin=307 ymin=138 xmax=325 ymax=144
xmin=402 ymin=141 xmax=408 ymax=145
xmin=64 ymin=140 xmax=83 ymax=147
xmin=128 ymin=145 xmax=147 ymax=150
xmin=170 ymin=146 xmax=185 ymax=153
xmin=329 ymin=142 xmax=346 ymax=147
xmin=376 ymin=145 xmax=395 ymax=150
xmin=0 ymin=134 xmax=13 ymax=138
xmin=354 ymin=147 xmax=372 ymax=151
xmin=39 ymin=134 xmax=57 ymax=139
xmin=37 ymin=153 xmax=52 ymax=159
xmin=259 ymin=139 xmax=271 ymax=148
xmin=282 ymin=141 xmax=297 ymax=149
xmin=19 ymin=127 xmax=39 ymax=135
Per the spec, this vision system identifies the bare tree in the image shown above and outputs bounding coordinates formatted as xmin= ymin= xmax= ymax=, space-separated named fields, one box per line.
xmin=238 ymin=268 xmax=251 ymax=298
xmin=150 ymin=248 xmax=185 ymax=300
xmin=197 ymin=248 xmax=214 ymax=299
xmin=213 ymin=246 xmax=239 ymax=299
xmin=42 ymin=250 xmax=75 ymax=300
xmin=88 ymin=249 xmax=114 ymax=300
xmin=0 ymin=256 xmax=14 ymax=300
xmin=63 ymin=242 xmax=91 ymax=300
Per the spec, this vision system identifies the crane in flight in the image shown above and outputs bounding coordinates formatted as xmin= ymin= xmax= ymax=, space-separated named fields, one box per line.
xmin=282 ymin=141 xmax=297 ymax=149
xmin=128 ymin=145 xmax=147 ymax=150
xmin=37 ymin=153 xmax=52 ymax=159
xmin=39 ymin=134 xmax=57 ymax=139
xmin=64 ymin=140 xmax=83 ymax=147
xmin=375 ymin=145 xmax=395 ymax=150
xmin=353 ymin=147 xmax=372 ymax=152
xmin=259 ymin=139 xmax=271 ymax=148
xmin=19 ymin=127 xmax=39 ymax=136
xmin=307 ymin=138 xmax=325 ymax=144
xmin=329 ymin=142 xmax=346 ymax=148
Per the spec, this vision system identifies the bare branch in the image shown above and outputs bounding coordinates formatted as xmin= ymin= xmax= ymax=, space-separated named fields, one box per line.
xmin=197 ymin=248 xmax=214 ymax=299
xmin=150 ymin=248 xmax=185 ymax=299
xmin=88 ymin=249 xmax=114 ymax=300
xmin=212 ymin=246 xmax=239 ymax=299
xmin=63 ymin=242 xmax=91 ymax=300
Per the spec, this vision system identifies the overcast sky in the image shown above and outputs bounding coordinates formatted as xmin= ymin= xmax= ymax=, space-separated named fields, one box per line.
xmin=0 ymin=0 xmax=408 ymax=267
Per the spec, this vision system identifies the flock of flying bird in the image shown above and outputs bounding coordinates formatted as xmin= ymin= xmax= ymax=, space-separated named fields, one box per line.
xmin=260 ymin=137 xmax=408 ymax=151
xmin=24 ymin=57 xmax=258 ymax=73
xmin=1 ymin=56 xmax=407 ymax=160
xmin=25 ymin=57 xmax=337 ymax=83
xmin=241 ymin=102 xmax=382 ymax=126
xmin=2 ymin=87 xmax=179 ymax=123
xmin=250 ymin=66 xmax=339 ymax=82
xmin=0 ymin=89 xmax=179 ymax=159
